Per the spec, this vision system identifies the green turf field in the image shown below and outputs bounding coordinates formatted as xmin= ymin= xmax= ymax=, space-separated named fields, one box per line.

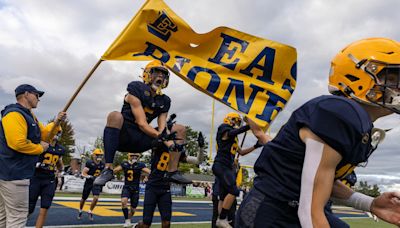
xmin=80 ymin=218 xmax=396 ymax=228
xmin=342 ymin=218 xmax=395 ymax=228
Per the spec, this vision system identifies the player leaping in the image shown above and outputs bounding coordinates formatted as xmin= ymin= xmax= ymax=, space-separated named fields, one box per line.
xmin=95 ymin=60 xmax=191 ymax=186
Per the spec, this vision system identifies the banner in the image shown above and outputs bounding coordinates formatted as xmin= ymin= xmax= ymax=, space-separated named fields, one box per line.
xmin=102 ymin=181 xmax=125 ymax=194
xmin=62 ymin=175 xmax=85 ymax=192
xmin=102 ymin=0 xmax=297 ymax=127
xmin=62 ymin=175 xmax=146 ymax=194
xmin=185 ymin=185 xmax=205 ymax=198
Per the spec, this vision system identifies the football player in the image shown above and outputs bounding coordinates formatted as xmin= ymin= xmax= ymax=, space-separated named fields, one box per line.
xmin=95 ymin=60 xmax=191 ymax=186
xmin=237 ymin=38 xmax=400 ymax=227
xmin=135 ymin=124 xmax=205 ymax=228
xmin=77 ymin=148 xmax=105 ymax=221
xmin=28 ymin=123 xmax=65 ymax=228
xmin=213 ymin=113 xmax=265 ymax=228
xmin=113 ymin=153 xmax=150 ymax=227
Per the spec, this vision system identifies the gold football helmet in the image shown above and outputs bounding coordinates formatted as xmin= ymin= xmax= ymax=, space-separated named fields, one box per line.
xmin=329 ymin=38 xmax=400 ymax=113
xmin=142 ymin=60 xmax=169 ymax=94
xmin=223 ymin=112 xmax=242 ymax=128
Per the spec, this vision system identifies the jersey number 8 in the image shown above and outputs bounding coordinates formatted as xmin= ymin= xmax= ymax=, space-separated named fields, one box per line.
xmin=157 ymin=152 xmax=170 ymax=171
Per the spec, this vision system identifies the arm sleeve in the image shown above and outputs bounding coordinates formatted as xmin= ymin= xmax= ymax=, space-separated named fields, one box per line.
xmin=2 ymin=112 xmax=44 ymax=155
xmin=227 ymin=125 xmax=250 ymax=138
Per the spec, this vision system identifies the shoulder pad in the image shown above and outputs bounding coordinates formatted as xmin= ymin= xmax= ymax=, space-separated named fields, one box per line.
xmin=301 ymin=96 xmax=372 ymax=160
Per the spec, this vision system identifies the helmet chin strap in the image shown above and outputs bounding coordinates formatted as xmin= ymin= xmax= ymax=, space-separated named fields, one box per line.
xmin=381 ymin=88 xmax=400 ymax=114
xmin=151 ymin=83 xmax=163 ymax=95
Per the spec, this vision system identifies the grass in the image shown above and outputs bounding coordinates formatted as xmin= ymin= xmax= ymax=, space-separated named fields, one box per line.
xmin=76 ymin=219 xmax=396 ymax=228
xmin=69 ymin=220 xmax=396 ymax=228
xmin=342 ymin=218 xmax=396 ymax=228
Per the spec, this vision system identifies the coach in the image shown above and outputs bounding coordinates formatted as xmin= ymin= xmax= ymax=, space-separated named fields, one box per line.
xmin=0 ymin=84 xmax=66 ymax=227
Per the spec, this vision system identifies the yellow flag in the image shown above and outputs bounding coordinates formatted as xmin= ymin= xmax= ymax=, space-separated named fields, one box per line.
xmin=102 ymin=0 xmax=297 ymax=127
xmin=236 ymin=166 xmax=243 ymax=187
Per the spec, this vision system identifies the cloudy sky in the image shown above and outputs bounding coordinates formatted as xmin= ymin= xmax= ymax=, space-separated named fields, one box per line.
xmin=1 ymin=0 xmax=400 ymax=190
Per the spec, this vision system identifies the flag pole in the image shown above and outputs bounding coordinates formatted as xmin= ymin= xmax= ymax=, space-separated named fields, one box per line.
xmin=46 ymin=59 xmax=104 ymax=142
xmin=62 ymin=59 xmax=104 ymax=112
xmin=235 ymin=131 xmax=247 ymax=165
xmin=208 ymin=99 xmax=215 ymax=163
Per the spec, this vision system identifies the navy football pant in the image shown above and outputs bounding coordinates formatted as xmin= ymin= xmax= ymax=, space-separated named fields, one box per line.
xmin=118 ymin=121 xmax=154 ymax=152
xmin=325 ymin=201 xmax=350 ymax=228
xmin=121 ymin=185 xmax=140 ymax=208
xmin=236 ymin=188 xmax=300 ymax=227
xmin=29 ymin=176 xmax=56 ymax=214
xmin=81 ymin=180 xmax=102 ymax=200
xmin=143 ymin=187 xmax=171 ymax=225
xmin=212 ymin=163 xmax=240 ymax=199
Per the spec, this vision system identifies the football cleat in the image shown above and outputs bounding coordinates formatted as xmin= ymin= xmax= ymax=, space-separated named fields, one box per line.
xmin=216 ymin=218 xmax=232 ymax=228
xmin=77 ymin=210 xmax=83 ymax=220
xmin=167 ymin=171 xmax=192 ymax=185
xmin=88 ymin=211 xmax=94 ymax=221
xmin=123 ymin=219 xmax=131 ymax=227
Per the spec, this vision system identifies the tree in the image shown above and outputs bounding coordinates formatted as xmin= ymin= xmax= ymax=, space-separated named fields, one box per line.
xmin=178 ymin=126 xmax=208 ymax=174
xmin=184 ymin=126 xmax=208 ymax=157
xmin=354 ymin=181 xmax=381 ymax=197
xmin=48 ymin=119 xmax=75 ymax=165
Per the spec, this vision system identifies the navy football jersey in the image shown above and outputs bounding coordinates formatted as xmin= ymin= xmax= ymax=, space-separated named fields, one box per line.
xmin=121 ymin=81 xmax=171 ymax=124
xmin=147 ymin=144 xmax=186 ymax=189
xmin=34 ymin=144 xmax=65 ymax=179
xmin=253 ymin=95 xmax=374 ymax=202
xmin=214 ymin=124 xmax=239 ymax=168
xmin=85 ymin=160 xmax=105 ymax=181
xmin=121 ymin=161 xmax=146 ymax=187
xmin=341 ymin=171 xmax=357 ymax=188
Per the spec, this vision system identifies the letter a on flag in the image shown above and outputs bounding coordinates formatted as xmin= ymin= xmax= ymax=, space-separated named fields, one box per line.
xmin=102 ymin=0 xmax=297 ymax=128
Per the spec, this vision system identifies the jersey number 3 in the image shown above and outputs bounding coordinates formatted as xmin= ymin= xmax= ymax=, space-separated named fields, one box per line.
xmin=127 ymin=170 xmax=134 ymax=181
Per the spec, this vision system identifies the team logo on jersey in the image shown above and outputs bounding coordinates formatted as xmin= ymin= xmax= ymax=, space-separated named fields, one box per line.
xmin=361 ymin=133 xmax=369 ymax=144
xmin=144 ymin=90 xmax=150 ymax=97
xmin=147 ymin=10 xmax=178 ymax=42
